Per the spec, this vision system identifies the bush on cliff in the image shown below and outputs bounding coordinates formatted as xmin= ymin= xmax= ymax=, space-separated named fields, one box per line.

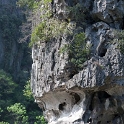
xmin=60 ymin=32 xmax=90 ymax=69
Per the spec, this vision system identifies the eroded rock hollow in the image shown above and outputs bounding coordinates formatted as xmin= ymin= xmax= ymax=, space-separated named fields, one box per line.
xmin=31 ymin=0 xmax=124 ymax=123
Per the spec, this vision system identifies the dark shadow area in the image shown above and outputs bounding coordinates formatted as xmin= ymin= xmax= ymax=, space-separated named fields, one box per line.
xmin=98 ymin=48 xmax=107 ymax=57
xmin=59 ymin=102 xmax=66 ymax=111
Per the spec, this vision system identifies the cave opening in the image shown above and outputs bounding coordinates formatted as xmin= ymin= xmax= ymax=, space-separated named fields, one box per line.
xmin=59 ymin=102 xmax=66 ymax=111
xmin=97 ymin=91 xmax=111 ymax=103
xmin=73 ymin=93 xmax=81 ymax=104
xmin=65 ymin=65 xmax=78 ymax=79
xmin=89 ymin=91 xmax=111 ymax=111
xmin=69 ymin=70 xmax=78 ymax=79
xmin=98 ymin=48 xmax=107 ymax=57
xmin=70 ymin=92 xmax=81 ymax=104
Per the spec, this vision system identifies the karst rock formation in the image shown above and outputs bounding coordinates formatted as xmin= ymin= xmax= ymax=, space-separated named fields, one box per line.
xmin=31 ymin=0 xmax=124 ymax=123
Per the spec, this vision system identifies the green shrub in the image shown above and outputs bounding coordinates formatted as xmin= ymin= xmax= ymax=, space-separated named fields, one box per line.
xmin=67 ymin=3 xmax=86 ymax=24
xmin=28 ymin=0 xmax=69 ymax=47
xmin=7 ymin=103 xmax=28 ymax=124
xmin=0 ymin=70 xmax=17 ymax=122
xmin=60 ymin=32 xmax=90 ymax=69
xmin=0 ymin=122 xmax=9 ymax=124
xmin=28 ymin=1 xmax=87 ymax=47
xmin=17 ymin=0 xmax=39 ymax=9
xmin=17 ymin=0 xmax=52 ymax=9
xmin=23 ymin=80 xmax=33 ymax=100
xmin=30 ymin=19 xmax=67 ymax=47
xmin=34 ymin=116 xmax=47 ymax=124
xmin=0 ymin=70 xmax=17 ymax=99
xmin=114 ymin=30 xmax=124 ymax=54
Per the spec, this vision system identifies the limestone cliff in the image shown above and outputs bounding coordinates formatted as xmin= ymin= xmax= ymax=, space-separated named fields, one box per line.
xmin=31 ymin=0 xmax=124 ymax=123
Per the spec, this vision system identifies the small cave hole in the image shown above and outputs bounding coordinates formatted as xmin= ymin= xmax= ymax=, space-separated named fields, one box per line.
xmin=89 ymin=91 xmax=111 ymax=111
xmin=97 ymin=91 xmax=111 ymax=99
xmin=107 ymin=121 xmax=111 ymax=123
xmin=69 ymin=70 xmax=78 ymax=79
xmin=98 ymin=48 xmax=107 ymax=57
xmin=97 ymin=91 xmax=111 ymax=103
xmin=59 ymin=102 xmax=66 ymax=111
xmin=70 ymin=92 xmax=81 ymax=104
xmin=74 ymin=93 xmax=81 ymax=104
xmin=69 ymin=73 xmax=75 ymax=79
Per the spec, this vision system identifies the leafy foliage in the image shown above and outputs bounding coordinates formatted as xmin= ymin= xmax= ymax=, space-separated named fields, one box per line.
xmin=114 ymin=30 xmax=124 ymax=54
xmin=0 ymin=70 xmax=17 ymax=104
xmin=23 ymin=80 xmax=33 ymax=100
xmin=30 ymin=19 xmax=67 ymax=46
xmin=29 ymin=0 xmax=68 ymax=46
xmin=7 ymin=103 xmax=28 ymax=124
xmin=0 ymin=70 xmax=47 ymax=123
xmin=35 ymin=116 xmax=47 ymax=124
xmin=60 ymin=33 xmax=90 ymax=69
xmin=67 ymin=3 xmax=86 ymax=25
xmin=0 ymin=70 xmax=17 ymax=122
xmin=17 ymin=0 xmax=52 ymax=9
xmin=17 ymin=0 xmax=39 ymax=9
xmin=0 ymin=122 xmax=9 ymax=124
xmin=18 ymin=0 xmax=88 ymax=47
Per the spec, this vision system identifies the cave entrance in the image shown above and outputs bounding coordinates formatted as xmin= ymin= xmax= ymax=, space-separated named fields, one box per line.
xmin=98 ymin=48 xmax=107 ymax=57
xmin=59 ymin=102 xmax=66 ymax=111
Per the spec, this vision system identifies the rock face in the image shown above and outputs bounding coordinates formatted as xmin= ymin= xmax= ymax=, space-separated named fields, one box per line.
xmin=31 ymin=0 xmax=124 ymax=123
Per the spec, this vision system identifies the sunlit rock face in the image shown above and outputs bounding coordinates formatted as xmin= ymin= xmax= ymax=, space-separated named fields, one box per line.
xmin=31 ymin=0 xmax=124 ymax=123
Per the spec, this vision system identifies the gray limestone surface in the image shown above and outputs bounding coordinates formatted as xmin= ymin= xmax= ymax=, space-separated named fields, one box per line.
xmin=31 ymin=0 xmax=124 ymax=123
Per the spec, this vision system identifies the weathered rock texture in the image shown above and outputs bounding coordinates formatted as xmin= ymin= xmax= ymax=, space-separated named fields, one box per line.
xmin=31 ymin=0 xmax=124 ymax=123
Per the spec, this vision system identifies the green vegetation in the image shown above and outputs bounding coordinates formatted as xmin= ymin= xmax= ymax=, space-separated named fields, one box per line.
xmin=17 ymin=0 xmax=87 ymax=47
xmin=0 ymin=122 xmax=9 ymax=124
xmin=0 ymin=70 xmax=17 ymax=111
xmin=17 ymin=0 xmax=52 ymax=9
xmin=114 ymin=30 xmax=124 ymax=54
xmin=7 ymin=103 xmax=28 ymax=124
xmin=30 ymin=19 xmax=67 ymax=46
xmin=29 ymin=2 xmax=87 ymax=46
xmin=67 ymin=3 xmax=86 ymax=24
xmin=23 ymin=80 xmax=33 ymax=100
xmin=29 ymin=0 xmax=68 ymax=46
xmin=35 ymin=116 xmax=47 ymax=124
xmin=16 ymin=0 xmax=39 ymax=9
xmin=7 ymin=102 xmax=46 ymax=124
xmin=0 ymin=71 xmax=47 ymax=123
xmin=60 ymin=32 xmax=90 ymax=69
